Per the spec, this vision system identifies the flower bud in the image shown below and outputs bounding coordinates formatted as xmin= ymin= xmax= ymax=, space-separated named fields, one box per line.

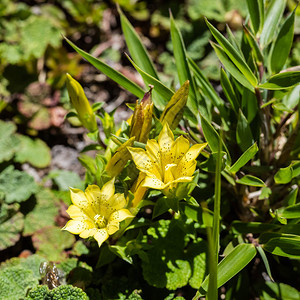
xmin=160 ymin=80 xmax=189 ymax=129
xmin=65 ymin=73 xmax=97 ymax=132
xmin=130 ymin=86 xmax=153 ymax=143
xmin=106 ymin=137 xmax=135 ymax=178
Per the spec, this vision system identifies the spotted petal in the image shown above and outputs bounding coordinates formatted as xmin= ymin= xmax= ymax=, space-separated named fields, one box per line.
xmin=94 ymin=229 xmax=109 ymax=247
xmin=158 ymin=123 xmax=174 ymax=166
xmin=63 ymin=219 xmax=94 ymax=234
xmin=173 ymin=135 xmax=190 ymax=163
xmin=109 ymin=193 xmax=127 ymax=211
xmin=109 ymin=209 xmax=134 ymax=223
xmin=85 ymin=185 xmax=101 ymax=210
xmin=143 ymin=176 xmax=166 ymax=190
xmin=70 ymin=188 xmax=95 ymax=218
xmin=101 ymin=177 xmax=115 ymax=201
xmin=79 ymin=228 xmax=97 ymax=238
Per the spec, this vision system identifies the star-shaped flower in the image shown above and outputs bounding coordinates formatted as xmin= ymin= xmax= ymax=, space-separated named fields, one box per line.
xmin=63 ymin=178 xmax=134 ymax=247
xmin=128 ymin=123 xmax=207 ymax=197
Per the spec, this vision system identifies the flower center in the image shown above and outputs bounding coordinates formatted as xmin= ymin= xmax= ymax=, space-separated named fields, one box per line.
xmin=94 ymin=214 xmax=107 ymax=228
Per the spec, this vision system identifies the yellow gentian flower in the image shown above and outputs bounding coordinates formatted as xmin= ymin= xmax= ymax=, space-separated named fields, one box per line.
xmin=128 ymin=123 xmax=207 ymax=197
xmin=62 ymin=178 xmax=134 ymax=247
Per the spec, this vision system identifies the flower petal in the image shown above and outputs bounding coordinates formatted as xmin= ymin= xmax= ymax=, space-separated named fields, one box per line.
xmin=143 ymin=176 xmax=166 ymax=190
xmin=79 ymin=228 xmax=97 ymax=238
xmin=106 ymin=220 xmax=119 ymax=235
xmin=175 ymin=160 xmax=197 ymax=178
xmin=109 ymin=209 xmax=134 ymax=223
xmin=158 ymin=123 xmax=175 ymax=168
xmin=94 ymin=229 xmax=109 ymax=247
xmin=109 ymin=193 xmax=127 ymax=210
xmin=128 ymin=147 xmax=161 ymax=179
xmin=66 ymin=205 xmax=85 ymax=219
xmin=70 ymin=187 xmax=95 ymax=218
xmin=62 ymin=219 xmax=93 ymax=234
xmin=173 ymin=135 xmax=190 ymax=163
xmin=100 ymin=177 xmax=115 ymax=201
xmin=164 ymin=163 xmax=177 ymax=183
xmin=182 ymin=143 xmax=207 ymax=162
xmin=85 ymin=185 xmax=101 ymax=210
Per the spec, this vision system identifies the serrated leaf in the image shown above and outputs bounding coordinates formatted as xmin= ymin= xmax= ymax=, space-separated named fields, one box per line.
xmin=211 ymin=42 xmax=254 ymax=92
xmin=263 ymin=235 xmax=300 ymax=259
xmin=0 ymin=266 xmax=38 ymax=300
xmin=23 ymin=189 xmax=59 ymax=235
xmin=14 ymin=135 xmax=51 ymax=168
xmin=260 ymin=0 xmax=286 ymax=48
xmin=236 ymin=110 xmax=254 ymax=152
xmin=170 ymin=13 xmax=198 ymax=115
xmin=270 ymin=8 xmax=295 ymax=74
xmin=206 ymin=19 xmax=257 ymax=87
xmin=229 ymin=143 xmax=258 ymax=174
xmin=236 ymin=175 xmax=265 ymax=187
xmin=119 ymin=7 xmax=158 ymax=79
xmin=0 ymin=166 xmax=37 ymax=204
xmin=32 ymin=226 xmax=75 ymax=261
xmin=200 ymin=243 xmax=257 ymax=293
xmin=0 ymin=120 xmax=20 ymax=163
xmin=64 ymin=37 xmax=145 ymax=98
xmin=0 ymin=205 xmax=24 ymax=251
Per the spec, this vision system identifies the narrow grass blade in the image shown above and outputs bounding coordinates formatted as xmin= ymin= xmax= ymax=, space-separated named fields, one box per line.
xmin=118 ymin=6 xmax=159 ymax=79
xmin=258 ymin=71 xmax=300 ymax=90
xmin=243 ymin=25 xmax=263 ymax=63
xmin=270 ymin=8 xmax=296 ymax=74
xmin=257 ymin=246 xmax=274 ymax=282
xmin=260 ymin=0 xmax=286 ymax=48
xmin=211 ymin=42 xmax=254 ymax=92
xmin=229 ymin=143 xmax=258 ymax=174
xmin=126 ymin=54 xmax=172 ymax=107
xmin=205 ymin=19 xmax=257 ymax=87
xmin=236 ymin=109 xmax=254 ymax=152
xmin=170 ymin=12 xmax=198 ymax=115
xmin=220 ymin=68 xmax=239 ymax=115
xmin=246 ymin=0 xmax=261 ymax=34
xmin=64 ymin=37 xmax=145 ymax=98
xmin=200 ymin=244 xmax=257 ymax=293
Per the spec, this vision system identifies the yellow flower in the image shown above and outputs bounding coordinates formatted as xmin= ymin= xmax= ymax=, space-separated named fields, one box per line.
xmin=128 ymin=123 xmax=207 ymax=197
xmin=62 ymin=178 xmax=134 ymax=247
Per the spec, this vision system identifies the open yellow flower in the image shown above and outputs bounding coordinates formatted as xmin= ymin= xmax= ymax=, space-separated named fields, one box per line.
xmin=128 ymin=123 xmax=207 ymax=197
xmin=62 ymin=178 xmax=134 ymax=247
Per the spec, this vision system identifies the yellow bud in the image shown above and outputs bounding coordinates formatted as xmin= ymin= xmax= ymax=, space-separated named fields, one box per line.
xmin=106 ymin=137 xmax=135 ymax=177
xmin=130 ymin=172 xmax=148 ymax=209
xmin=65 ymin=74 xmax=97 ymax=132
xmin=130 ymin=87 xmax=153 ymax=143
xmin=160 ymin=80 xmax=189 ymax=129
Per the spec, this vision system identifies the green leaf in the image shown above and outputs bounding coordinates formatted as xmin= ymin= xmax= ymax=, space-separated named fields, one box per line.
xmin=229 ymin=143 xmax=258 ymax=174
xmin=48 ymin=169 xmax=84 ymax=191
xmin=0 ymin=266 xmax=38 ymax=300
xmin=246 ymin=0 xmax=261 ymax=34
xmin=119 ymin=7 xmax=158 ymax=79
xmin=270 ymin=8 xmax=296 ymax=74
xmin=126 ymin=54 xmax=171 ymax=108
xmin=200 ymin=114 xmax=231 ymax=165
xmin=236 ymin=175 xmax=265 ymax=187
xmin=280 ymin=203 xmax=300 ymax=219
xmin=260 ymin=0 xmax=286 ymax=48
xmin=263 ymin=235 xmax=300 ymax=259
xmin=152 ymin=197 xmax=170 ymax=219
xmin=211 ymin=42 xmax=254 ymax=92
xmin=236 ymin=110 xmax=254 ymax=152
xmin=260 ymin=281 xmax=300 ymax=300
xmin=23 ymin=189 xmax=59 ymax=235
xmin=258 ymin=71 xmax=300 ymax=90
xmin=274 ymin=165 xmax=293 ymax=184
xmin=0 ymin=120 xmax=20 ymax=163
xmin=206 ymin=19 xmax=257 ymax=87
xmin=220 ymin=68 xmax=239 ymax=115
xmin=256 ymin=246 xmax=274 ymax=282
xmin=14 ymin=135 xmax=51 ymax=168
xmin=0 ymin=166 xmax=37 ymax=204
xmin=231 ymin=221 xmax=280 ymax=234
xmin=243 ymin=25 xmax=263 ymax=63
xmin=32 ymin=226 xmax=75 ymax=261
xmin=0 ymin=204 xmax=24 ymax=251
xmin=64 ymin=37 xmax=145 ymax=98
xmin=200 ymin=243 xmax=257 ymax=293
xmin=170 ymin=13 xmax=198 ymax=115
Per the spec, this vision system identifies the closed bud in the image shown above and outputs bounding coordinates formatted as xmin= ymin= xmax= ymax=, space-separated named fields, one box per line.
xmin=160 ymin=80 xmax=189 ymax=129
xmin=66 ymin=73 xmax=97 ymax=132
xmin=106 ymin=137 xmax=135 ymax=178
xmin=130 ymin=86 xmax=153 ymax=143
